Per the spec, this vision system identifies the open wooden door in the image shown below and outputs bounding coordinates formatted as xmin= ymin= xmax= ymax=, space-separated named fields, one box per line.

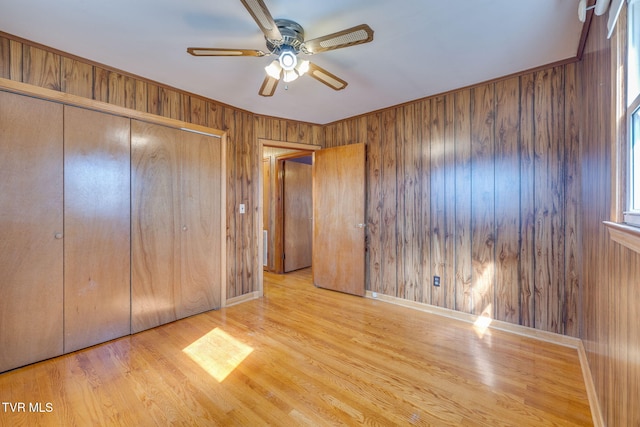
xmin=283 ymin=159 xmax=312 ymax=272
xmin=312 ymin=143 xmax=365 ymax=296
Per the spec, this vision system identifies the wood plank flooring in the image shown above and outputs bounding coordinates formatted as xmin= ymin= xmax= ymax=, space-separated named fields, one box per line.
xmin=0 ymin=269 xmax=592 ymax=426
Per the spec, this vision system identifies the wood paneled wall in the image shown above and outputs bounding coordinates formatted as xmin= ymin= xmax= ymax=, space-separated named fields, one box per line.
xmin=0 ymin=33 xmax=322 ymax=300
xmin=579 ymin=7 xmax=640 ymax=426
xmin=325 ymin=68 xmax=580 ymax=336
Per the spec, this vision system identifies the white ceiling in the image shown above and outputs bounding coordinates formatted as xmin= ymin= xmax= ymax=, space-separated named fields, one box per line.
xmin=0 ymin=0 xmax=584 ymax=124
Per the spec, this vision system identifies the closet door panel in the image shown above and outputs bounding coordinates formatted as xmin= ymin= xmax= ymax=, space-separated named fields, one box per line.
xmin=131 ymin=120 xmax=181 ymax=333
xmin=0 ymin=91 xmax=63 ymax=372
xmin=63 ymin=106 xmax=131 ymax=352
xmin=178 ymin=132 xmax=223 ymax=317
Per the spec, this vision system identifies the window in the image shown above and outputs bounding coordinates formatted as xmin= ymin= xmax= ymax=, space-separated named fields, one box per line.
xmin=606 ymin=0 xmax=640 ymax=252
xmin=624 ymin=0 xmax=640 ymax=227
xmin=630 ymin=104 xmax=640 ymax=215
xmin=625 ymin=0 xmax=640 ymax=223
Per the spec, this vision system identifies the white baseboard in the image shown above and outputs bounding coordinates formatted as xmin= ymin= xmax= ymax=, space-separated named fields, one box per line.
xmin=224 ymin=291 xmax=262 ymax=307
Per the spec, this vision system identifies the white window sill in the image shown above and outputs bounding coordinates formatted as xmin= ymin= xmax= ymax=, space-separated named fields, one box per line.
xmin=603 ymin=221 xmax=640 ymax=254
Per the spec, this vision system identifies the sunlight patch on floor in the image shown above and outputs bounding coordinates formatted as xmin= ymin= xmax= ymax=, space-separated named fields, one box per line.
xmin=473 ymin=304 xmax=494 ymax=339
xmin=183 ymin=327 xmax=253 ymax=382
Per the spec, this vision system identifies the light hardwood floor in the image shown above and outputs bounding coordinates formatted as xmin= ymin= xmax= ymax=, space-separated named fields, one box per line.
xmin=0 ymin=269 xmax=592 ymax=426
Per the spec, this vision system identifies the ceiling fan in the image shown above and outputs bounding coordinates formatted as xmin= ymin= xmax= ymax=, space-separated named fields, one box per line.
xmin=187 ymin=0 xmax=374 ymax=97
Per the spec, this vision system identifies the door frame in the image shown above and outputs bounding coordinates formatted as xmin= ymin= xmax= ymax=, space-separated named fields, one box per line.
xmin=259 ymin=139 xmax=320 ymax=291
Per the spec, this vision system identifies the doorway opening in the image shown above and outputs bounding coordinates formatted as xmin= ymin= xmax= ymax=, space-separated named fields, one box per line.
xmin=260 ymin=140 xmax=320 ymax=281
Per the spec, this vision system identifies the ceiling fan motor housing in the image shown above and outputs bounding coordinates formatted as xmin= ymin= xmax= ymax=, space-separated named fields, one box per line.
xmin=266 ymin=19 xmax=305 ymax=54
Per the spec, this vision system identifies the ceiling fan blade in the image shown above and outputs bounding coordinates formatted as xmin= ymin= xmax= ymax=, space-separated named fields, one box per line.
xmin=303 ymin=24 xmax=374 ymax=54
xmin=239 ymin=0 xmax=283 ymax=41
xmin=307 ymin=62 xmax=348 ymax=91
xmin=187 ymin=47 xmax=267 ymax=57
xmin=259 ymin=74 xmax=279 ymax=97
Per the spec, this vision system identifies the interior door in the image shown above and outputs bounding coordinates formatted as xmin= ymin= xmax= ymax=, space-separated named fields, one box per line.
xmin=0 ymin=91 xmax=64 ymax=372
xmin=283 ymin=159 xmax=312 ymax=272
xmin=312 ymin=143 xmax=365 ymax=296
xmin=179 ymin=130 xmax=223 ymax=316
xmin=131 ymin=120 xmax=181 ymax=333
xmin=64 ymin=105 xmax=131 ymax=353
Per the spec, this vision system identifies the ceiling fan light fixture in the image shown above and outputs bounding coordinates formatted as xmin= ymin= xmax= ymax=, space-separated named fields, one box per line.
xmin=265 ymin=60 xmax=282 ymax=79
xmin=282 ymin=69 xmax=299 ymax=82
xmin=278 ymin=47 xmax=297 ymax=70
xmin=188 ymin=2 xmax=375 ymax=97
xmin=295 ymin=59 xmax=310 ymax=77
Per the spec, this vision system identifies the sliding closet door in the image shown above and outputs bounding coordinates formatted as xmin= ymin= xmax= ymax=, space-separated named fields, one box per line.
xmin=63 ymin=106 xmax=131 ymax=352
xmin=132 ymin=120 xmax=223 ymax=332
xmin=178 ymin=131 xmax=223 ymax=317
xmin=0 ymin=91 xmax=63 ymax=372
xmin=131 ymin=120 xmax=181 ymax=333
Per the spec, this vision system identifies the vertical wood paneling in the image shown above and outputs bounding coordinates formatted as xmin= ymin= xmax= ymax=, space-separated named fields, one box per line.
xmin=494 ymin=77 xmax=521 ymax=323
xmin=324 ymin=122 xmax=336 ymax=148
xmin=403 ymin=103 xmax=423 ymax=302
xmin=189 ymin=97 xmax=208 ymax=127
xmin=244 ymin=111 xmax=258 ymax=294
xmin=93 ymin=66 xmax=109 ymax=103
xmin=9 ymin=39 xmax=23 ymax=81
xmin=430 ymin=97 xmax=446 ymax=307
xmin=147 ymin=83 xmax=161 ymax=116
xmin=0 ymin=37 xmax=9 ymax=78
xmin=158 ymin=87 xmax=182 ymax=120
xmin=381 ymin=109 xmax=397 ymax=297
xmin=579 ymin=7 xmax=640 ymax=425
xmin=181 ymin=94 xmax=191 ymax=124
xmin=285 ymin=120 xmax=298 ymax=142
xmin=626 ymin=249 xmax=640 ymax=427
xmin=443 ymin=93 xmax=456 ymax=309
xmin=419 ymin=100 xmax=432 ymax=305
xmin=366 ymin=114 xmax=382 ymax=295
xmin=470 ymin=84 xmax=496 ymax=316
xmin=108 ymin=71 xmax=126 ymax=107
xmin=356 ymin=116 xmax=368 ymax=144
xmin=108 ymin=71 xmax=135 ymax=109
xmin=22 ymin=45 xmax=60 ymax=90
xmin=563 ymin=63 xmax=581 ymax=338
xmin=395 ymin=108 xmax=407 ymax=299
xmin=207 ymin=102 xmax=224 ymax=130
xmin=454 ymin=90 xmax=473 ymax=313
xmin=135 ymin=80 xmax=147 ymax=113
xmin=519 ymin=73 xmax=536 ymax=327
xmin=223 ymin=108 xmax=239 ymax=298
xmin=61 ymin=58 xmax=93 ymax=98
xmin=533 ymin=67 xmax=565 ymax=333
xmin=237 ymin=110 xmax=249 ymax=296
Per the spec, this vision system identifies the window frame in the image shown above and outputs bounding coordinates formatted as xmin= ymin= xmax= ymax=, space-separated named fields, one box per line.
xmin=624 ymin=0 xmax=640 ymax=225
xmin=606 ymin=0 xmax=640 ymax=252
xmin=624 ymin=92 xmax=640 ymax=226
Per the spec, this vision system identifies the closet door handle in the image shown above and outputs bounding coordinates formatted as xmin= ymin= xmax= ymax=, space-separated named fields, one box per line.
xmin=182 ymin=225 xmax=188 ymax=231
xmin=54 ymin=233 xmax=63 ymax=239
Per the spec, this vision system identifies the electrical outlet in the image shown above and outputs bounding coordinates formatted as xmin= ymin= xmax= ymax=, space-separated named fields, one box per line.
xmin=433 ymin=275 xmax=440 ymax=287
xmin=239 ymin=204 xmax=246 ymax=214
xmin=372 ymin=292 xmax=377 ymax=298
